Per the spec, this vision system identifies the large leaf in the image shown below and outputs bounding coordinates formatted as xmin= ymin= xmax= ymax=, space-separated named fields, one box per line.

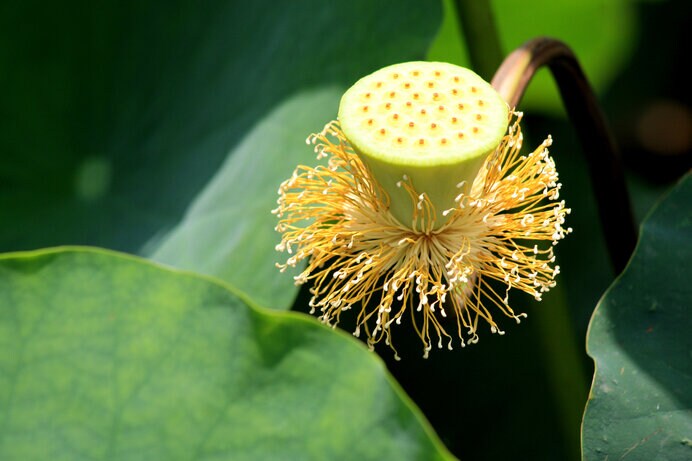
xmin=148 ymin=88 xmax=341 ymax=310
xmin=0 ymin=0 xmax=440 ymax=255
xmin=0 ymin=248 xmax=453 ymax=460
xmin=582 ymin=174 xmax=692 ymax=460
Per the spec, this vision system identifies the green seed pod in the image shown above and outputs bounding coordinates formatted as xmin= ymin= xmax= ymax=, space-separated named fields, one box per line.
xmin=338 ymin=61 xmax=509 ymax=228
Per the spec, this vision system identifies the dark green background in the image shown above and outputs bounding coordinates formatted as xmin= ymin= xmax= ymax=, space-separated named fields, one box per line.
xmin=1 ymin=0 xmax=689 ymax=460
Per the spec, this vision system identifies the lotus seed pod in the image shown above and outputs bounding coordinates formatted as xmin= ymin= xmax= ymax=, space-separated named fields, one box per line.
xmin=338 ymin=61 xmax=509 ymax=228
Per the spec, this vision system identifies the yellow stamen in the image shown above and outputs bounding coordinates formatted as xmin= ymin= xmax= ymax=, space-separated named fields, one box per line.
xmin=273 ymin=114 xmax=571 ymax=359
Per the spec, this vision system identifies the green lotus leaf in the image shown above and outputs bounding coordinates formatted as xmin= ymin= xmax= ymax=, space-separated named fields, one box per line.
xmin=0 ymin=247 xmax=454 ymax=461
xmin=583 ymin=174 xmax=692 ymax=460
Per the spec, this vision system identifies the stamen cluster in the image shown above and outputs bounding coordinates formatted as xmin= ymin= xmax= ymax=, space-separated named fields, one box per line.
xmin=273 ymin=114 xmax=571 ymax=359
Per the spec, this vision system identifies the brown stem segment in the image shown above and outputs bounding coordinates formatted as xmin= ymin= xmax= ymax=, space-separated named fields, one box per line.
xmin=492 ymin=37 xmax=637 ymax=274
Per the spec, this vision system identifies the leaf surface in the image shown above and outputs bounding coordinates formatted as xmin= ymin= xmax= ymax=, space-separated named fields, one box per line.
xmin=0 ymin=0 xmax=440 ymax=256
xmin=583 ymin=174 xmax=692 ymax=460
xmin=0 ymin=248 xmax=454 ymax=461
xmin=149 ymin=88 xmax=341 ymax=309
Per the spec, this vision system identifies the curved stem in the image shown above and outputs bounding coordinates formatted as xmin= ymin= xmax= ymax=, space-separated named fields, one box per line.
xmin=492 ymin=37 xmax=637 ymax=274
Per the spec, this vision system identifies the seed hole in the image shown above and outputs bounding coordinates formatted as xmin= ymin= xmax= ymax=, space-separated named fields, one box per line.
xmin=418 ymin=139 xmax=425 ymax=145
xmin=478 ymin=99 xmax=485 ymax=106
xmin=376 ymin=82 xmax=383 ymax=88
xmin=413 ymin=93 xmax=420 ymax=99
xmin=427 ymin=82 xmax=435 ymax=88
xmin=393 ymin=73 xmax=399 ymax=79
xmin=430 ymin=123 xmax=437 ymax=129
xmin=404 ymin=82 xmax=411 ymax=89
xmin=453 ymin=76 xmax=460 ymax=82
xmin=451 ymin=117 xmax=458 ymax=124
xmin=397 ymin=137 xmax=403 ymax=143
xmin=457 ymin=103 xmax=465 ymax=110
xmin=393 ymin=114 xmax=399 ymax=120
xmin=458 ymin=132 xmax=465 ymax=138
xmin=420 ymin=109 xmax=427 ymax=115
xmin=438 ymin=105 xmax=445 ymax=111
xmin=362 ymin=105 xmax=369 ymax=112
xmin=452 ymin=89 xmax=458 ymax=95
xmin=380 ymin=128 xmax=386 ymax=135
xmin=472 ymin=127 xmax=479 ymax=133
xmin=406 ymin=101 xmax=412 ymax=107
xmin=408 ymin=122 xmax=415 ymax=128
xmin=440 ymin=138 xmax=447 ymax=145
xmin=476 ymin=114 xmax=482 ymax=121
xmin=385 ymin=103 xmax=392 ymax=109
xmin=434 ymin=71 xmax=441 ymax=77
xmin=367 ymin=119 xmax=374 ymax=125
xmin=413 ymin=71 xmax=420 ymax=76
xmin=389 ymin=91 xmax=396 ymax=98
xmin=471 ymin=86 xmax=478 ymax=93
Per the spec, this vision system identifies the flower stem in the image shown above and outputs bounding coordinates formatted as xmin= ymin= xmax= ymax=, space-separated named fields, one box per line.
xmin=491 ymin=37 xmax=637 ymax=274
xmin=532 ymin=283 xmax=588 ymax=461
xmin=453 ymin=0 xmax=503 ymax=80
xmin=489 ymin=37 xmax=638 ymax=460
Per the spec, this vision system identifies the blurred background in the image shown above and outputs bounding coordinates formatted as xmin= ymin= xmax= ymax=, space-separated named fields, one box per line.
xmin=1 ymin=0 xmax=689 ymax=459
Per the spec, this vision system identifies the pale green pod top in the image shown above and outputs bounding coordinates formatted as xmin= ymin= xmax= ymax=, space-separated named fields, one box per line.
xmin=338 ymin=61 xmax=509 ymax=228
